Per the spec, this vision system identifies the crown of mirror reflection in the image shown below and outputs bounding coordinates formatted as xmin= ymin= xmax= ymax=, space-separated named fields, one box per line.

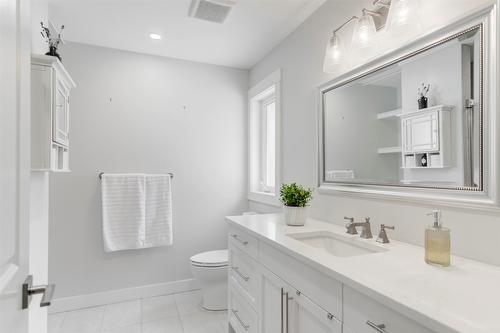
xmin=323 ymin=0 xmax=420 ymax=74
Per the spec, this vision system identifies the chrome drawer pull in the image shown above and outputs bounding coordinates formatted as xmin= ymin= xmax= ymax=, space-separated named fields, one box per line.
xmin=367 ymin=320 xmax=389 ymax=333
xmin=231 ymin=266 xmax=250 ymax=281
xmin=232 ymin=309 xmax=250 ymax=331
xmin=230 ymin=234 xmax=249 ymax=245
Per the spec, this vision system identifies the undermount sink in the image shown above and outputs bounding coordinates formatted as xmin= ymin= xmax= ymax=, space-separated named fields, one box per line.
xmin=287 ymin=231 xmax=388 ymax=257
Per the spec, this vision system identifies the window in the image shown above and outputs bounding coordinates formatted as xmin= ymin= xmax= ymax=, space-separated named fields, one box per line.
xmin=248 ymin=69 xmax=281 ymax=206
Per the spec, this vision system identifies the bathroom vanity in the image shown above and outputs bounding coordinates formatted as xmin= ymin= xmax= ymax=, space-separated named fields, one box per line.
xmin=226 ymin=213 xmax=500 ymax=333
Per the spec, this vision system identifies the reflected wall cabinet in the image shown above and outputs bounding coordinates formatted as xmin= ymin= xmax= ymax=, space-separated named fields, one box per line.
xmin=31 ymin=54 xmax=76 ymax=172
xmin=400 ymin=105 xmax=453 ymax=169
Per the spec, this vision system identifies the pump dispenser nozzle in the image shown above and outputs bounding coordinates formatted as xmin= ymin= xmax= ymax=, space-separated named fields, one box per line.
xmin=427 ymin=210 xmax=441 ymax=228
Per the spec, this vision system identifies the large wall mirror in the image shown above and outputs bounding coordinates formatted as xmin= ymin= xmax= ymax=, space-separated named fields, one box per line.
xmin=320 ymin=24 xmax=483 ymax=192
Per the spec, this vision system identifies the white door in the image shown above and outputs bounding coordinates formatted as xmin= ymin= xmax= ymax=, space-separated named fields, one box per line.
xmin=53 ymin=80 xmax=70 ymax=146
xmin=0 ymin=0 xmax=48 ymax=332
xmin=408 ymin=113 xmax=439 ymax=152
xmin=259 ymin=267 xmax=286 ymax=333
xmin=288 ymin=291 xmax=342 ymax=333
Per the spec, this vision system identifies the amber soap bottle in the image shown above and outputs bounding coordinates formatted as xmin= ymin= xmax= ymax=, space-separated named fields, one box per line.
xmin=425 ymin=210 xmax=450 ymax=267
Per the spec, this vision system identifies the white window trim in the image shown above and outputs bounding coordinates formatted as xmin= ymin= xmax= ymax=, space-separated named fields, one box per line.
xmin=248 ymin=69 xmax=282 ymax=207
xmin=260 ymin=95 xmax=276 ymax=193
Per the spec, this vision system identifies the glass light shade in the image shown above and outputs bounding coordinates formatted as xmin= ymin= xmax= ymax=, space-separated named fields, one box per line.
xmin=351 ymin=13 xmax=377 ymax=49
xmin=385 ymin=0 xmax=421 ymax=31
xmin=323 ymin=34 xmax=346 ymax=73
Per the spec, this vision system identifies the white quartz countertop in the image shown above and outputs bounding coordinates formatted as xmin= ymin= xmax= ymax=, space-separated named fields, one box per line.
xmin=226 ymin=213 xmax=500 ymax=333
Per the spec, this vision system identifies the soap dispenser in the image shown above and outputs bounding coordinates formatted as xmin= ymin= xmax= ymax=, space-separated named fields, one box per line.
xmin=425 ymin=210 xmax=450 ymax=267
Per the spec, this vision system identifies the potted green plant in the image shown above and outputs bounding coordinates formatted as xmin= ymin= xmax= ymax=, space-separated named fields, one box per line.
xmin=280 ymin=183 xmax=313 ymax=226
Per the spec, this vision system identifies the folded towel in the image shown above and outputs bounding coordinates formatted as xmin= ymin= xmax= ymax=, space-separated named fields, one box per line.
xmin=101 ymin=174 xmax=146 ymax=252
xmin=101 ymin=173 xmax=173 ymax=252
xmin=144 ymin=174 xmax=173 ymax=248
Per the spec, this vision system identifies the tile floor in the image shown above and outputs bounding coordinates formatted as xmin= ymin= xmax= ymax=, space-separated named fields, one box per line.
xmin=48 ymin=290 xmax=228 ymax=333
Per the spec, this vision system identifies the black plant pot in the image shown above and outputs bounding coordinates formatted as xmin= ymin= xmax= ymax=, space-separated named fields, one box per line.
xmin=418 ymin=96 xmax=428 ymax=110
xmin=45 ymin=46 xmax=62 ymax=62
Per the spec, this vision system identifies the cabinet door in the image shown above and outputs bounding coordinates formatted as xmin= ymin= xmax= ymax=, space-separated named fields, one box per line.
xmin=288 ymin=291 xmax=342 ymax=333
xmin=408 ymin=113 xmax=439 ymax=152
xmin=259 ymin=267 xmax=285 ymax=333
xmin=53 ymin=79 xmax=69 ymax=146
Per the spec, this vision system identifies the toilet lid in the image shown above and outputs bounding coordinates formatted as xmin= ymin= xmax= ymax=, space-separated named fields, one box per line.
xmin=190 ymin=250 xmax=228 ymax=267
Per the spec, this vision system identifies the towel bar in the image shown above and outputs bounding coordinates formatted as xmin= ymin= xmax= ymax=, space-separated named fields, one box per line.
xmin=98 ymin=172 xmax=174 ymax=179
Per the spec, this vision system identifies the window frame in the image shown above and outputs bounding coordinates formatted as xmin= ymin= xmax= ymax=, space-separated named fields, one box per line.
xmin=248 ymin=69 xmax=282 ymax=206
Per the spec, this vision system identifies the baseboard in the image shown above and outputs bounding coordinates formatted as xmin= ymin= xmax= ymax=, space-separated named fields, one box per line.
xmin=49 ymin=278 xmax=200 ymax=314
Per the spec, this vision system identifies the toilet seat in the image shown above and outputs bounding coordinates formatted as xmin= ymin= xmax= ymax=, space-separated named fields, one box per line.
xmin=190 ymin=250 xmax=228 ymax=268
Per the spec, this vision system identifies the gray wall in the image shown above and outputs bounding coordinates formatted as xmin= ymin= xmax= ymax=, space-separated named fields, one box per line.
xmin=248 ymin=0 xmax=500 ymax=266
xmin=324 ymin=85 xmax=400 ymax=182
xmin=49 ymin=43 xmax=248 ymax=297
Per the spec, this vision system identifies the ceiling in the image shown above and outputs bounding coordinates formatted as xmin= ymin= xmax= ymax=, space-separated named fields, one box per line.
xmin=48 ymin=0 xmax=327 ymax=69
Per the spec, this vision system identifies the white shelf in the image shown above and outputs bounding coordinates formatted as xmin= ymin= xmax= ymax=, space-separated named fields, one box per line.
xmin=402 ymin=166 xmax=450 ymax=169
xmin=401 ymin=104 xmax=453 ymax=117
xmin=377 ymin=146 xmax=401 ymax=154
xmin=376 ymin=108 xmax=402 ymax=120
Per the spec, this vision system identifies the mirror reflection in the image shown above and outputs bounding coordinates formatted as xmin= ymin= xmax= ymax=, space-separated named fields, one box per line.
xmin=322 ymin=27 xmax=482 ymax=190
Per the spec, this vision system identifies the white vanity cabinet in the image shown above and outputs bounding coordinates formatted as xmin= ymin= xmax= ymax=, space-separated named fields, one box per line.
xmin=343 ymin=287 xmax=435 ymax=333
xmin=400 ymin=105 xmax=452 ymax=169
xmin=228 ymin=226 xmax=342 ymax=333
xmin=228 ymin=222 xmax=440 ymax=333
xmin=31 ymin=54 xmax=76 ymax=172
xmin=259 ymin=266 xmax=341 ymax=333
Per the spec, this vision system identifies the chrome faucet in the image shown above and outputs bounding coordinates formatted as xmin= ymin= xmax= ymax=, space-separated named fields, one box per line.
xmin=344 ymin=217 xmax=373 ymax=239
xmin=376 ymin=224 xmax=395 ymax=244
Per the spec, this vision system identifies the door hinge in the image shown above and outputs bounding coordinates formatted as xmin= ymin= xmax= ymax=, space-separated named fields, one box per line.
xmin=465 ymin=99 xmax=476 ymax=108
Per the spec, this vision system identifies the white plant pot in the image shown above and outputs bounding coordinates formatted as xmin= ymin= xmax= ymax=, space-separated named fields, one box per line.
xmin=283 ymin=206 xmax=307 ymax=226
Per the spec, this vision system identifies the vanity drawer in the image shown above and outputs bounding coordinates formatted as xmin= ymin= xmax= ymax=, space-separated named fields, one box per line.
xmin=229 ymin=244 xmax=258 ymax=310
xmin=229 ymin=284 xmax=258 ymax=333
xmin=228 ymin=227 xmax=259 ymax=260
xmin=343 ymin=286 xmax=436 ymax=333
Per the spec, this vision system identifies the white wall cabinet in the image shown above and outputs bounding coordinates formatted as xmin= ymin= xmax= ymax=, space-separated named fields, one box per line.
xmin=31 ymin=54 xmax=76 ymax=172
xmin=228 ymin=225 xmax=438 ymax=333
xmin=400 ymin=105 xmax=452 ymax=169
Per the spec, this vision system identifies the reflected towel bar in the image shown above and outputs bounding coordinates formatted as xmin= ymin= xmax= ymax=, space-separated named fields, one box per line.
xmin=98 ymin=172 xmax=174 ymax=180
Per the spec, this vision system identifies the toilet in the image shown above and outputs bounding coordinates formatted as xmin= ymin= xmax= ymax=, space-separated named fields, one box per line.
xmin=190 ymin=249 xmax=228 ymax=311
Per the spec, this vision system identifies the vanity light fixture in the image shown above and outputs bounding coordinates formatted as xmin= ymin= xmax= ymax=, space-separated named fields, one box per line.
xmin=323 ymin=16 xmax=358 ymax=73
xmin=323 ymin=0 xmax=420 ymax=73
xmin=384 ymin=0 xmax=421 ymax=34
xmin=351 ymin=9 xmax=380 ymax=50
xmin=149 ymin=33 xmax=162 ymax=40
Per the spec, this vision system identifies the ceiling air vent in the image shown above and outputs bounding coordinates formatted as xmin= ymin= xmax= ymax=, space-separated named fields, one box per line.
xmin=188 ymin=0 xmax=236 ymax=24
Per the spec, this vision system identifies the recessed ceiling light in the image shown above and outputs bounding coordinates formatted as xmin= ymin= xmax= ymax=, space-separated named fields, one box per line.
xmin=149 ymin=33 xmax=162 ymax=40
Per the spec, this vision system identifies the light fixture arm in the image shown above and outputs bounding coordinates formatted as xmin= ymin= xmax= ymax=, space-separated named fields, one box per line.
xmin=362 ymin=8 xmax=384 ymax=18
xmin=373 ymin=0 xmax=391 ymax=8
xmin=333 ymin=16 xmax=359 ymax=34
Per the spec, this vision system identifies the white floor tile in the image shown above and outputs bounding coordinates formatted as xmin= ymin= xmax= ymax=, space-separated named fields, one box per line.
xmin=180 ymin=312 xmax=226 ymax=333
xmin=58 ymin=306 xmax=105 ymax=333
xmin=101 ymin=323 xmax=141 ymax=333
xmin=142 ymin=317 xmax=184 ymax=333
xmin=174 ymin=290 xmax=203 ymax=316
xmin=101 ymin=300 xmax=141 ymax=330
xmin=142 ymin=294 xmax=178 ymax=323
xmin=48 ymin=312 xmax=66 ymax=333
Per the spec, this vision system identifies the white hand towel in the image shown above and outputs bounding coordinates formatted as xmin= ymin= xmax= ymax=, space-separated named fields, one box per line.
xmin=144 ymin=174 xmax=173 ymax=248
xmin=101 ymin=174 xmax=146 ymax=252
